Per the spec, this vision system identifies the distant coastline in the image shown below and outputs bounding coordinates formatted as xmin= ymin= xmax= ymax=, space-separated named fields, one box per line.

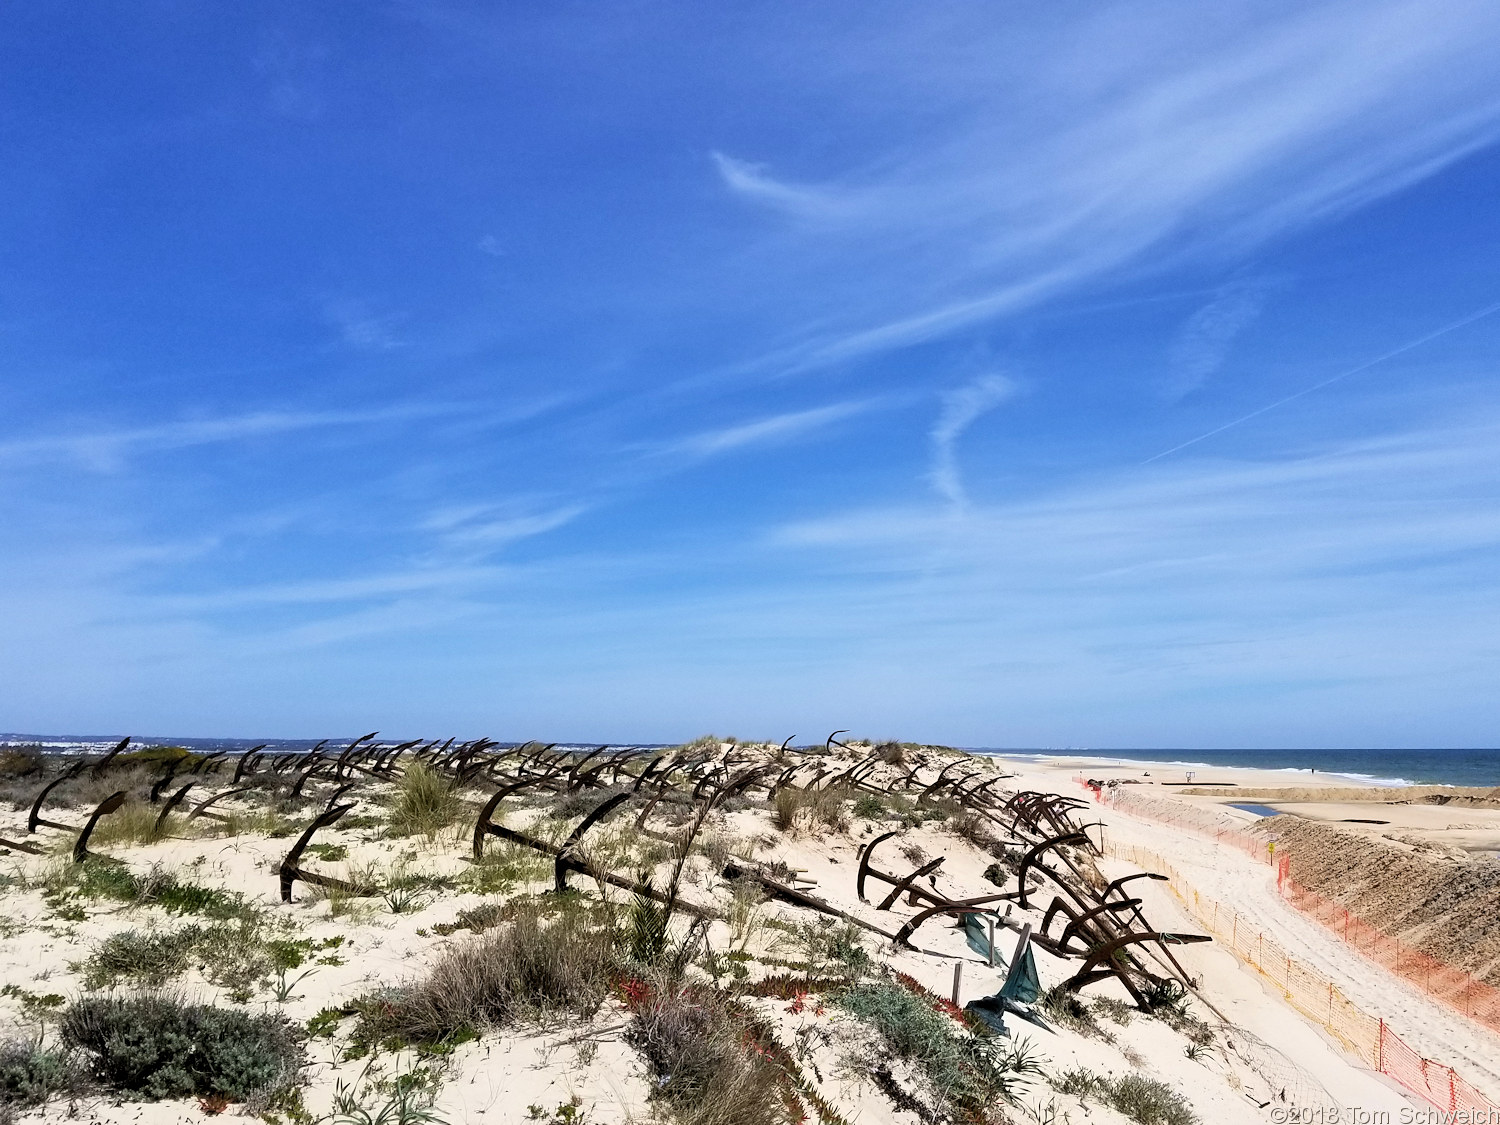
xmin=4 ymin=733 xmax=1497 ymax=789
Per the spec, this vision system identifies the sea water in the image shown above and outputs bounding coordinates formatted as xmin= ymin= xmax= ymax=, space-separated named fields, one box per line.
xmin=968 ymin=746 xmax=1500 ymax=788
xmin=4 ymin=734 xmax=1497 ymax=788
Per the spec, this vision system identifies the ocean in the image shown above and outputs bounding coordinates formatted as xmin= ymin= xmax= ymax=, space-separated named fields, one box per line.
xmin=969 ymin=746 xmax=1500 ymax=788
xmin=3 ymin=734 xmax=1497 ymax=788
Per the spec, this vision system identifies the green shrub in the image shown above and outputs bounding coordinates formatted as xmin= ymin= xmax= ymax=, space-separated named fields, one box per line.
xmin=1140 ymin=979 xmax=1214 ymax=1043
xmin=787 ymin=918 xmax=870 ymax=977
xmin=112 ymin=745 xmax=202 ymax=768
xmin=80 ymin=918 xmax=291 ymax=996
xmin=1142 ymin=979 xmax=1190 ymax=1019
xmin=837 ymin=980 xmax=1035 ymax=1116
xmin=0 ymin=1036 xmax=86 ymax=1117
xmin=81 ymin=928 xmax=203 ymax=989
xmin=1055 ymin=1067 xmax=1101 ymax=1097
xmin=0 ymin=746 xmax=44 ymax=780
xmin=60 ymin=995 xmax=302 ymax=1102
xmin=1039 ymin=984 xmax=1108 ymax=1039
xmin=431 ymin=904 xmax=506 ymax=936
xmin=138 ymin=872 xmax=255 ymax=921
xmin=460 ymin=845 xmax=549 ymax=895
xmin=1092 ymin=997 xmax=1135 ymax=1025
xmin=73 ymin=860 xmax=143 ymax=902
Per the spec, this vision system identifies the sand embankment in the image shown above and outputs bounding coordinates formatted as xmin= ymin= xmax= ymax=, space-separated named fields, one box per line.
xmin=1252 ymin=816 xmax=1500 ymax=985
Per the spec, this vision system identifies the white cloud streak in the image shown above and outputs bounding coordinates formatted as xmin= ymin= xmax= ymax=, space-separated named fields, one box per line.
xmin=665 ymin=399 xmax=878 ymax=459
xmin=711 ymin=152 xmax=861 ymax=222
xmin=1145 ymin=296 xmax=1500 ymax=462
xmin=709 ymin=0 xmax=1500 ymax=378
xmin=0 ymin=401 xmax=508 ymax=472
xmin=1163 ymin=280 xmax=1270 ymax=399
xmin=929 ymin=375 xmax=1015 ymax=508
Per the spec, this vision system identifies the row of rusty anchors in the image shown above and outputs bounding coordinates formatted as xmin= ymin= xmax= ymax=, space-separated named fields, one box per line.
xmin=1000 ymin=791 xmax=1094 ymax=840
xmin=20 ymin=739 xmax=134 ymax=862
xmin=854 ymin=831 xmax=1015 ymax=948
xmin=839 ymin=753 xmax=1212 ymax=1010
xmin=1001 ymin=819 xmax=1209 ymax=1007
xmin=1035 ymin=867 xmax=1209 ymax=1004
xmin=471 ymin=777 xmax=722 ymax=920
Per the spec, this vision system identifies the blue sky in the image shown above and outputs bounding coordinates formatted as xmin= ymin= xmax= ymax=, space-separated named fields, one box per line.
xmin=5 ymin=1 xmax=1500 ymax=746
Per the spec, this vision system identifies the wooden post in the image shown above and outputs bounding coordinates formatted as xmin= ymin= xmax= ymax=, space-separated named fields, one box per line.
xmin=951 ymin=962 xmax=963 ymax=1006
xmin=987 ymin=915 xmax=996 ymax=967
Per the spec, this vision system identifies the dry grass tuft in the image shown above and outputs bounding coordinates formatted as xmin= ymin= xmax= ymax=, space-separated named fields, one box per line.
xmin=771 ymin=785 xmax=851 ymax=835
xmin=89 ymin=798 xmax=180 ymax=847
xmin=355 ymin=899 xmax=618 ymax=1048
xmin=627 ymin=982 xmax=794 ymax=1125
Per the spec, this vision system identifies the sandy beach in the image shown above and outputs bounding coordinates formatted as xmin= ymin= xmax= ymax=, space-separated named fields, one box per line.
xmin=0 ymin=739 xmax=1496 ymax=1125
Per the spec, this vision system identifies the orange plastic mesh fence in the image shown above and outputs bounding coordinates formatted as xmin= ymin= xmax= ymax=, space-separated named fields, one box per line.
xmin=1097 ymin=830 xmax=1498 ymax=1113
xmin=1280 ymin=871 xmax=1500 ymax=1033
xmin=1077 ymin=777 xmax=1500 ymax=1037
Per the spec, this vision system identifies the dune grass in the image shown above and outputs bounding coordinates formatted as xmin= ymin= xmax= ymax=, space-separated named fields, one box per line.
xmin=1056 ymin=1068 xmax=1198 ymax=1125
xmin=771 ymin=785 xmax=851 ymax=834
xmin=353 ymin=899 xmax=620 ymax=1050
xmin=627 ymin=982 xmax=794 ymax=1125
xmin=389 ymin=763 xmax=464 ymax=838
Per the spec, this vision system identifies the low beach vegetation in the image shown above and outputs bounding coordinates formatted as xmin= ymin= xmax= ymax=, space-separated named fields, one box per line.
xmin=836 ymin=977 xmax=1042 ymax=1119
xmin=0 ymin=738 xmax=1265 ymax=1125
xmin=0 ymin=1035 xmax=87 ymax=1120
xmin=1038 ymin=983 xmax=1111 ymax=1040
xmin=772 ymin=785 xmax=851 ymax=834
xmin=79 ymin=915 xmax=341 ymax=1000
xmin=60 ymin=993 xmax=303 ymax=1104
xmin=626 ymin=981 xmax=794 ymax=1125
xmin=1055 ymin=1067 xmax=1198 ymax=1125
xmin=352 ymin=898 xmax=619 ymax=1050
xmin=388 ymin=763 xmax=464 ymax=838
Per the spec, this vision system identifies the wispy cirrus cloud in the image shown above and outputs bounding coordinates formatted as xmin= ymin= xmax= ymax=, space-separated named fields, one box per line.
xmin=421 ymin=502 xmax=588 ymax=555
xmin=662 ymin=399 xmax=880 ymax=459
xmin=929 ymin=375 xmax=1015 ymax=508
xmin=323 ymin=298 xmax=406 ymax=351
xmin=708 ymin=0 xmax=1500 ymax=378
xmin=1162 ymin=279 xmax=1274 ymax=399
xmin=0 ymin=400 xmax=544 ymax=473
xmin=758 ymin=409 xmax=1500 ymax=742
xmin=710 ymin=152 xmax=861 ymax=222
